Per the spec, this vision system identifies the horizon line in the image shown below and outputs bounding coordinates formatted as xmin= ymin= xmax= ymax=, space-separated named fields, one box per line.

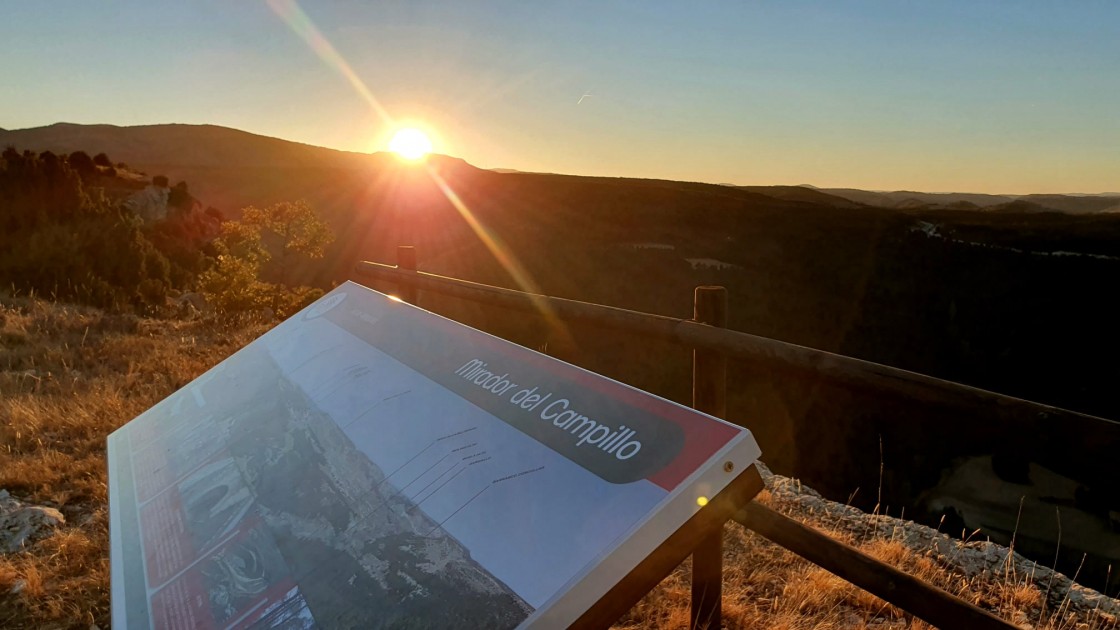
xmin=3 ymin=120 xmax=1118 ymax=198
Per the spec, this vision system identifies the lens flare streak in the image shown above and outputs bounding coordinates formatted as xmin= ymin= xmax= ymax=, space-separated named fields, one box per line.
xmin=424 ymin=166 xmax=567 ymax=333
xmin=267 ymin=0 xmax=394 ymax=127
xmin=268 ymin=1 xmax=567 ymax=339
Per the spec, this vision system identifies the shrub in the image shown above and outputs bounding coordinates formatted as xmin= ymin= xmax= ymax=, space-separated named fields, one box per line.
xmin=199 ymin=200 xmax=333 ymax=317
xmin=67 ymin=151 xmax=96 ymax=176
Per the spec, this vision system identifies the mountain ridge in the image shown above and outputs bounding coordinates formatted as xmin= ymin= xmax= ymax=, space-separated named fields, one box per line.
xmin=6 ymin=122 xmax=1118 ymax=213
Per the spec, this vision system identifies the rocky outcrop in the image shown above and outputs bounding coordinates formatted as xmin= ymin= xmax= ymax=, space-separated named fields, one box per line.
xmin=0 ymin=490 xmax=65 ymax=553
xmin=174 ymin=291 xmax=211 ymax=315
xmin=122 ymin=182 xmax=170 ymax=223
xmin=757 ymin=463 xmax=1120 ymax=618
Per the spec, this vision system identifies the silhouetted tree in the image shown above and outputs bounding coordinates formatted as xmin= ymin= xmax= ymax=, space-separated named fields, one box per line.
xmin=168 ymin=181 xmax=195 ymax=214
xmin=243 ymin=199 xmax=334 ymax=287
xmin=199 ymin=199 xmax=332 ymax=316
xmin=67 ymin=151 xmax=95 ymax=175
xmin=39 ymin=151 xmax=60 ymax=173
xmin=93 ymin=152 xmax=112 ymax=167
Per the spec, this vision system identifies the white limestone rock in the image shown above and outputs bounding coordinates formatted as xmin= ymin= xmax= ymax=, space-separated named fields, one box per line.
xmin=754 ymin=463 xmax=1120 ymax=618
xmin=0 ymin=489 xmax=65 ymax=553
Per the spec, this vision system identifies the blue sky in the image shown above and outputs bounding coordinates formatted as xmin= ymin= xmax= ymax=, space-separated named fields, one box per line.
xmin=2 ymin=1 xmax=1117 ymax=193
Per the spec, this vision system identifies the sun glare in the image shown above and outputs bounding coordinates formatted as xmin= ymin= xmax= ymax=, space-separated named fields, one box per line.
xmin=389 ymin=128 xmax=433 ymax=160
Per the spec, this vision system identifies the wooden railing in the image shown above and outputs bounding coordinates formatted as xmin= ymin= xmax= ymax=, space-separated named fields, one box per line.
xmin=353 ymin=247 xmax=1119 ymax=629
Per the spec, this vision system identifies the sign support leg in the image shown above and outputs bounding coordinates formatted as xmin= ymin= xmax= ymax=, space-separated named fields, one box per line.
xmin=691 ymin=286 xmax=728 ymax=629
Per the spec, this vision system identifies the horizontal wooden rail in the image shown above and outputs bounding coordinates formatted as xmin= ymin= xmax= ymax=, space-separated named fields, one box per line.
xmin=354 ymin=261 xmax=1118 ymax=438
xmin=734 ymin=503 xmax=1017 ymax=630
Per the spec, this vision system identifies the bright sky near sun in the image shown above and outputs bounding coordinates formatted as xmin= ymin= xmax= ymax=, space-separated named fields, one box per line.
xmin=2 ymin=1 xmax=1118 ymax=193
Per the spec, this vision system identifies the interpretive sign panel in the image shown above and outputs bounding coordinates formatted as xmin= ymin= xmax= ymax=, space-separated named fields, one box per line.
xmin=108 ymin=281 xmax=761 ymax=629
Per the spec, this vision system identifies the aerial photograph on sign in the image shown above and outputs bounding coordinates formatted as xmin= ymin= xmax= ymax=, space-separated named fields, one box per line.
xmin=107 ymin=283 xmax=760 ymax=628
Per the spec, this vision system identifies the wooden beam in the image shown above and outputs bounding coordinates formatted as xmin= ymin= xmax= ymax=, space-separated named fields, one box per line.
xmin=571 ymin=465 xmax=764 ymax=629
xmin=733 ymin=502 xmax=1018 ymax=630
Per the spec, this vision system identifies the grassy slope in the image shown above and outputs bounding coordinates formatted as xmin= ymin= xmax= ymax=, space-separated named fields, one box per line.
xmin=2 ymin=294 xmax=1115 ymax=629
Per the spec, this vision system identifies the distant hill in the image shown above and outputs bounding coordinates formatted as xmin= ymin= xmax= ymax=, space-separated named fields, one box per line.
xmin=736 ymin=185 xmax=866 ymax=209
xmin=0 ymin=122 xmax=366 ymax=169
xmin=1016 ymin=194 xmax=1120 ymax=214
xmin=820 ymin=188 xmax=1017 ymax=209
xmin=987 ymin=199 xmax=1056 ymax=214
xmin=817 ymin=186 xmax=1120 ymax=215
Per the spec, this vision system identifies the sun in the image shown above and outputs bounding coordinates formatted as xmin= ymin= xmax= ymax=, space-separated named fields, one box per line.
xmin=388 ymin=127 xmax=433 ymax=160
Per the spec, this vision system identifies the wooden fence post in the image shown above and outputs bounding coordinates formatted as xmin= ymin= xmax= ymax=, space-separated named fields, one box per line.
xmin=397 ymin=245 xmax=418 ymax=305
xmin=691 ymin=286 xmax=728 ymax=630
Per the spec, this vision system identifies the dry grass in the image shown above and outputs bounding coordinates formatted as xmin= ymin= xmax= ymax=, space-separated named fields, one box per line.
xmin=0 ymin=294 xmax=268 ymax=628
xmin=1 ymin=293 xmax=1116 ymax=629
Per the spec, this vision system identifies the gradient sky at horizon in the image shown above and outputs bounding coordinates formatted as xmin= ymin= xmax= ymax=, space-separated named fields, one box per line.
xmin=2 ymin=1 xmax=1118 ymax=194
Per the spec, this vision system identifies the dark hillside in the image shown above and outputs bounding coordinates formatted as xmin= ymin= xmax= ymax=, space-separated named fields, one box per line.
xmin=735 ymin=185 xmax=868 ymax=209
xmin=820 ymin=187 xmax=1120 ymax=215
xmin=1018 ymin=194 xmax=1120 ymax=214
xmin=987 ymin=199 xmax=1057 ymax=214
